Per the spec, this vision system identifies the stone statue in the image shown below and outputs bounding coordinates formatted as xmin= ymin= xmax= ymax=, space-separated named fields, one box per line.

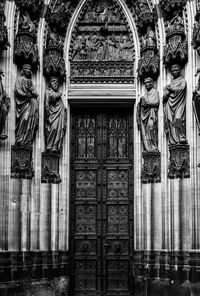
xmin=0 ymin=68 xmax=10 ymax=140
xmin=137 ymin=77 xmax=159 ymax=151
xmin=142 ymin=26 xmax=156 ymax=48
xmin=163 ymin=64 xmax=187 ymax=145
xmin=44 ymin=77 xmax=67 ymax=152
xmin=20 ymin=11 xmax=36 ymax=33
xmin=15 ymin=64 xmax=39 ymax=145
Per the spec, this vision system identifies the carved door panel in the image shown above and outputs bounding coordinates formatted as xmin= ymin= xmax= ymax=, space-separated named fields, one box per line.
xmin=70 ymin=109 xmax=133 ymax=296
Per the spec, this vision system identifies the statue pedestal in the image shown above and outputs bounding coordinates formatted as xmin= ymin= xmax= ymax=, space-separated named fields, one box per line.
xmin=141 ymin=150 xmax=161 ymax=184
xmin=168 ymin=144 xmax=190 ymax=179
xmin=41 ymin=151 xmax=61 ymax=184
xmin=11 ymin=145 xmax=34 ymax=179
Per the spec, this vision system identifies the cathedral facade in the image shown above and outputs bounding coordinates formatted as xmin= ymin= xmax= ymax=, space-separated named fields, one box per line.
xmin=0 ymin=0 xmax=200 ymax=295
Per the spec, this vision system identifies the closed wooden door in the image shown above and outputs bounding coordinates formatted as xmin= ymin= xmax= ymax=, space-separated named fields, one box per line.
xmin=70 ymin=108 xmax=134 ymax=296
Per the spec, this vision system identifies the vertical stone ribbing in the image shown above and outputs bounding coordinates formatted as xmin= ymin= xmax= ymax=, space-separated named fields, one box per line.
xmin=8 ymin=179 xmax=22 ymax=251
xmin=39 ymin=184 xmax=51 ymax=251
xmin=151 ymin=183 xmax=162 ymax=250
xmin=142 ymin=185 xmax=151 ymax=250
xmin=51 ymin=184 xmax=59 ymax=250
xmin=21 ymin=180 xmax=31 ymax=251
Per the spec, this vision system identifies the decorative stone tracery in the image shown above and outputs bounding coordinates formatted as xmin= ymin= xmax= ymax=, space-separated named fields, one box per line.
xmin=14 ymin=11 xmax=39 ymax=69
xmin=192 ymin=5 xmax=200 ymax=55
xmin=138 ymin=26 xmax=160 ymax=80
xmin=15 ymin=0 xmax=44 ymax=20
xmin=163 ymin=14 xmax=188 ymax=68
xmin=0 ymin=3 xmax=9 ymax=59
xmin=43 ymin=28 xmax=65 ymax=81
xmin=126 ymin=0 xmax=156 ymax=34
xmin=159 ymin=0 xmax=187 ymax=20
xmin=46 ymin=0 xmax=77 ymax=35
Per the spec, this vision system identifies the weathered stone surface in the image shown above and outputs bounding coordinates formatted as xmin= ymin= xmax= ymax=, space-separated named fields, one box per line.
xmin=41 ymin=151 xmax=61 ymax=184
xmin=168 ymin=144 xmax=190 ymax=179
xmin=141 ymin=150 xmax=161 ymax=183
xmin=14 ymin=13 xmax=39 ymax=69
xmin=11 ymin=145 xmax=34 ymax=179
xmin=163 ymin=15 xmax=188 ymax=68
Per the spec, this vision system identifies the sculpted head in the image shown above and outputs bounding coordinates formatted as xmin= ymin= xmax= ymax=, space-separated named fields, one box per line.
xmin=144 ymin=77 xmax=154 ymax=91
xmin=170 ymin=64 xmax=181 ymax=79
xmin=22 ymin=64 xmax=32 ymax=78
xmin=49 ymin=77 xmax=59 ymax=91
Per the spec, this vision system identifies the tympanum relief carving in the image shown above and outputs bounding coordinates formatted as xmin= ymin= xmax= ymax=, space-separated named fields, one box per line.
xmin=70 ymin=0 xmax=135 ymax=83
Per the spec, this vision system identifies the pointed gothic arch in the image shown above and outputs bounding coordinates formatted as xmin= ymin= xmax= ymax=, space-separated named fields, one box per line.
xmin=64 ymin=0 xmax=141 ymax=84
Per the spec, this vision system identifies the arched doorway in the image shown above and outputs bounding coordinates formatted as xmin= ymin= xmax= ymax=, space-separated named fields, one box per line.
xmin=67 ymin=0 xmax=136 ymax=295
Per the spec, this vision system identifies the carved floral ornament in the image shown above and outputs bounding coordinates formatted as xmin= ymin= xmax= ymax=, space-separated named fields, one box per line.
xmin=15 ymin=0 xmax=44 ymax=20
xmin=46 ymin=0 xmax=78 ymax=35
xmin=125 ymin=0 xmax=157 ymax=34
xmin=159 ymin=0 xmax=187 ymax=20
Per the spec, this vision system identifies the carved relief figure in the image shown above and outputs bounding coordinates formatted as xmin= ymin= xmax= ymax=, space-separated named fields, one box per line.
xmin=83 ymin=0 xmax=121 ymax=24
xmin=142 ymin=27 xmax=156 ymax=48
xmin=72 ymin=34 xmax=134 ymax=61
xmin=163 ymin=64 xmax=187 ymax=145
xmin=119 ymin=35 xmax=134 ymax=61
xmin=0 ymin=69 xmax=10 ymax=140
xmin=137 ymin=77 xmax=159 ymax=151
xmin=15 ymin=64 xmax=39 ymax=145
xmin=19 ymin=11 xmax=36 ymax=33
xmin=44 ymin=77 xmax=67 ymax=151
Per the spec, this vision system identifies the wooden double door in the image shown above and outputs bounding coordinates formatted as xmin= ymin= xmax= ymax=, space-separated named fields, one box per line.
xmin=70 ymin=108 xmax=134 ymax=296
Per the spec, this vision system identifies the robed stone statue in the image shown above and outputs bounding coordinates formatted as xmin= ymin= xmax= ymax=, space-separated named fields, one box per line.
xmin=0 ymin=68 xmax=10 ymax=140
xmin=163 ymin=64 xmax=187 ymax=145
xmin=44 ymin=77 xmax=67 ymax=152
xmin=14 ymin=64 xmax=39 ymax=145
xmin=137 ymin=77 xmax=159 ymax=151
